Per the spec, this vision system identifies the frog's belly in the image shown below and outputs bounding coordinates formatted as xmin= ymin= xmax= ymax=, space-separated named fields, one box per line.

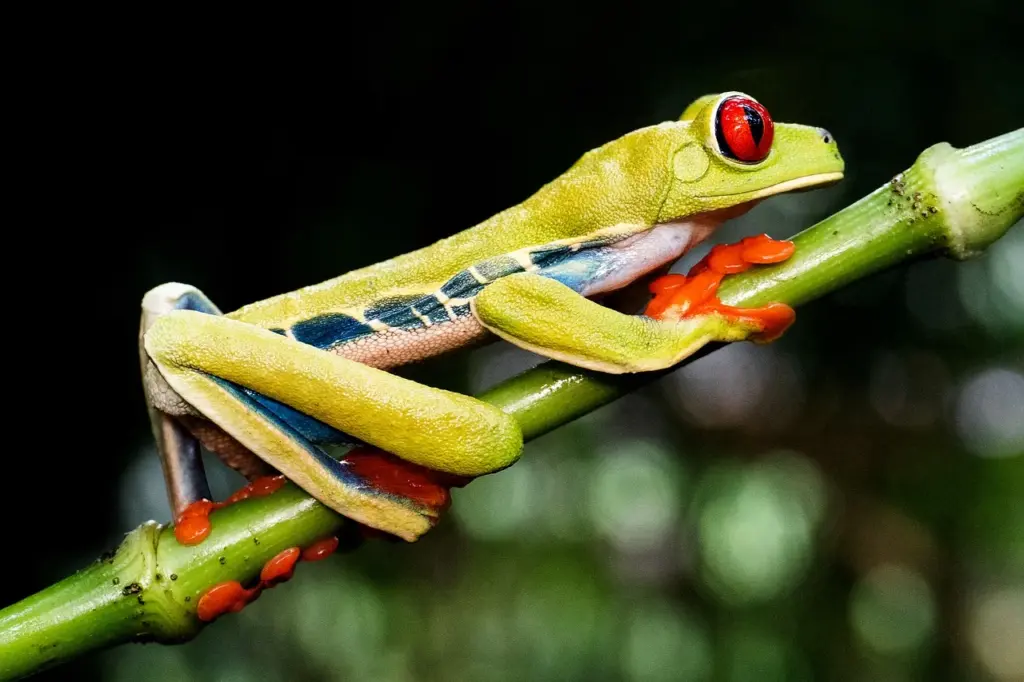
xmin=331 ymin=314 xmax=489 ymax=370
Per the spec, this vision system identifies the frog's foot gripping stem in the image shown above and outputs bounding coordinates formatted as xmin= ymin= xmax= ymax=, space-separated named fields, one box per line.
xmin=172 ymin=448 xmax=472 ymax=548
xmin=644 ymin=233 xmax=796 ymax=340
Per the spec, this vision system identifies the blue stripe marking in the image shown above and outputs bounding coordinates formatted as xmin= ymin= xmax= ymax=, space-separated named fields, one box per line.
xmin=284 ymin=236 xmax=630 ymax=350
xmin=383 ymin=313 xmax=421 ymax=329
xmin=524 ymin=236 xmax=632 ymax=293
xmin=291 ymin=313 xmax=374 ymax=349
xmin=422 ymin=305 xmax=452 ymax=324
xmin=410 ymin=294 xmax=442 ymax=314
xmin=396 ymin=294 xmax=452 ymax=323
xmin=208 ymin=376 xmax=428 ymax=510
xmin=209 ymin=376 xmax=364 ymax=483
xmin=529 ymin=245 xmax=575 ymax=268
xmin=440 ymin=271 xmax=485 ymax=298
xmin=376 ymin=308 xmax=422 ymax=330
xmin=240 ymin=386 xmax=356 ymax=446
xmin=536 ymin=247 xmax=615 ymax=293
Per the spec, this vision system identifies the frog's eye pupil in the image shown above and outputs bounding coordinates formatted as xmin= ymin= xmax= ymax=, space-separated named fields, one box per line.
xmin=745 ymin=106 xmax=765 ymax=146
xmin=715 ymin=96 xmax=775 ymax=163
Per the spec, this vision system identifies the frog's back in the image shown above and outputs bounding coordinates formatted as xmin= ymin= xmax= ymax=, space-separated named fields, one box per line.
xmin=225 ymin=122 xmax=681 ymax=366
xmin=226 ymin=213 xmax=530 ymax=326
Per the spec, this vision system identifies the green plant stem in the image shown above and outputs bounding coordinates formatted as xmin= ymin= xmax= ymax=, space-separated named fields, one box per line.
xmin=1 ymin=130 xmax=1021 ymax=680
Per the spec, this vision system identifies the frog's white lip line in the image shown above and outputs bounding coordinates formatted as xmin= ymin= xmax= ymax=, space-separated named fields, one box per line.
xmin=702 ymin=171 xmax=845 ymax=199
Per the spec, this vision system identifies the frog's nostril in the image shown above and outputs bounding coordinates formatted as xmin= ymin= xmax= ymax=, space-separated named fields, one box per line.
xmin=819 ymin=128 xmax=833 ymax=144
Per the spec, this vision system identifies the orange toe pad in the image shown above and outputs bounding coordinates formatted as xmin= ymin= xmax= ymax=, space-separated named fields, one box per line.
xmin=645 ymin=234 xmax=796 ymax=341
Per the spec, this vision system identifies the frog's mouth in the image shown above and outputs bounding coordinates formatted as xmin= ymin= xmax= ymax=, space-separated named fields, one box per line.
xmin=701 ymin=171 xmax=844 ymax=200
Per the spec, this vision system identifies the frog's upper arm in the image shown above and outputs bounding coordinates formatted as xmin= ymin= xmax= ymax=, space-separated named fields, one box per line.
xmin=472 ymin=272 xmax=757 ymax=373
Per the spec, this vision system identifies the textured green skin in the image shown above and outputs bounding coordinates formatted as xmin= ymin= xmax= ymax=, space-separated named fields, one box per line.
xmin=143 ymin=92 xmax=844 ymax=540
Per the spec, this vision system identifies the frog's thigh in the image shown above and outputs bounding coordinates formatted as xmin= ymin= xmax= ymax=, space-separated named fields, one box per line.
xmin=143 ymin=309 xmax=523 ymax=541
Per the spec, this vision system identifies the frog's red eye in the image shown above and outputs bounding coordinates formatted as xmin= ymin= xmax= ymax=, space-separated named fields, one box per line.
xmin=715 ymin=96 xmax=774 ymax=163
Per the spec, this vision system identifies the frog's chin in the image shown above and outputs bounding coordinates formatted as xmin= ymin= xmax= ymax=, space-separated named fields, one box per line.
xmin=700 ymin=171 xmax=844 ymax=203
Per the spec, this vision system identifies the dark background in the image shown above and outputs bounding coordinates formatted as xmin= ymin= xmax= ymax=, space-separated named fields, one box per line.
xmin=5 ymin=2 xmax=1021 ymax=680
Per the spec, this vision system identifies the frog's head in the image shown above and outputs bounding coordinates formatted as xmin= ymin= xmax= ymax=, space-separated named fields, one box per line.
xmin=657 ymin=92 xmax=844 ymax=222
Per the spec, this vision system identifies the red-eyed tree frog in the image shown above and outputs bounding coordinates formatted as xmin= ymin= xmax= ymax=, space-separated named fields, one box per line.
xmin=140 ymin=92 xmax=844 ymax=543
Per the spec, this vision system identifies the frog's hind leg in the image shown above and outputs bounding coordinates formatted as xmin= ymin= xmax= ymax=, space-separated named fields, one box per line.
xmin=140 ymin=283 xmax=223 ymax=517
xmin=141 ymin=306 xmax=522 ymax=542
xmin=137 ymin=283 xmax=436 ymax=538
xmin=141 ymin=283 xmax=315 ymax=518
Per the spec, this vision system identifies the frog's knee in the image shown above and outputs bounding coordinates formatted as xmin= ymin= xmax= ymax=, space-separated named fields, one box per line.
xmin=141 ymin=283 xmax=223 ymax=368
xmin=489 ymin=409 xmax=524 ymax=470
xmin=142 ymin=282 xmax=220 ymax=318
xmin=462 ymin=407 xmax=523 ymax=476
xmin=139 ymin=291 xmax=205 ymax=416
xmin=143 ymin=309 xmax=218 ymax=368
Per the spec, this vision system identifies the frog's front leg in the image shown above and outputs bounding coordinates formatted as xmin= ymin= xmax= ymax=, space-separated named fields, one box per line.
xmin=471 ymin=235 xmax=797 ymax=374
xmin=142 ymin=306 xmax=523 ymax=542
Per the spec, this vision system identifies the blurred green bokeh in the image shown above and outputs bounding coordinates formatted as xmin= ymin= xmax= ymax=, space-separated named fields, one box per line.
xmin=8 ymin=3 xmax=1021 ymax=680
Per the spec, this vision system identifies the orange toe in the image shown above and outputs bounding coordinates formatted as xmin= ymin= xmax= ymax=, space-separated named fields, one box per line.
xmin=644 ymin=234 xmax=797 ymax=342
xmin=740 ymin=302 xmax=796 ymax=341
xmin=739 ymin=234 xmax=795 ymax=264
xmin=706 ymin=243 xmax=751 ymax=274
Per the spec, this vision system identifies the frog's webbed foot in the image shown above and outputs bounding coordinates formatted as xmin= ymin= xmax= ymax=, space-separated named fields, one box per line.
xmin=644 ymin=233 xmax=797 ymax=341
